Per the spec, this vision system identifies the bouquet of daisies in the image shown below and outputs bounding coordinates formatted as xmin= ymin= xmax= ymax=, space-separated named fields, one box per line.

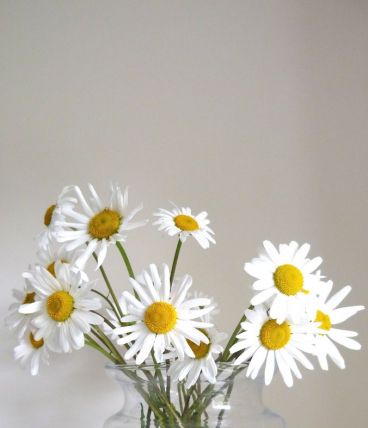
xmin=6 ymin=183 xmax=364 ymax=424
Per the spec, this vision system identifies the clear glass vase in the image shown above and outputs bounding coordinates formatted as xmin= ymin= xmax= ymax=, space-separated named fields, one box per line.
xmin=103 ymin=362 xmax=287 ymax=428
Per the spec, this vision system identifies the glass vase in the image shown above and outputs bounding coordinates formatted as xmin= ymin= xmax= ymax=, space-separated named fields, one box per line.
xmin=103 ymin=362 xmax=286 ymax=428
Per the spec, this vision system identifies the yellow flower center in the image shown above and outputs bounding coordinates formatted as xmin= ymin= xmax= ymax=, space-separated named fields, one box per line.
xmin=46 ymin=260 xmax=67 ymax=277
xmin=144 ymin=302 xmax=177 ymax=334
xmin=273 ymin=264 xmax=307 ymax=296
xmin=44 ymin=204 xmax=56 ymax=226
xmin=29 ymin=332 xmax=44 ymax=349
xmin=88 ymin=209 xmax=121 ymax=240
xmin=187 ymin=329 xmax=210 ymax=359
xmin=315 ymin=310 xmax=331 ymax=331
xmin=260 ymin=319 xmax=291 ymax=350
xmin=23 ymin=292 xmax=36 ymax=304
xmin=47 ymin=291 xmax=74 ymax=322
xmin=47 ymin=262 xmax=57 ymax=277
xmin=174 ymin=214 xmax=199 ymax=232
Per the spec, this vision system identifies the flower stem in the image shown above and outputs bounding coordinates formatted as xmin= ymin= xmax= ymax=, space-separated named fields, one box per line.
xmin=215 ymin=378 xmax=235 ymax=428
xmin=92 ymin=252 xmax=123 ymax=319
xmin=220 ymin=314 xmax=246 ymax=362
xmin=85 ymin=334 xmax=118 ymax=364
xmin=91 ymin=288 xmax=120 ymax=319
xmin=92 ymin=325 xmax=125 ymax=364
xmin=116 ymin=241 xmax=135 ymax=278
xmin=170 ymin=239 xmax=182 ymax=285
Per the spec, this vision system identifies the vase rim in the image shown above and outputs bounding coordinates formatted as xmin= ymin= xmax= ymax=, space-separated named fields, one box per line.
xmin=105 ymin=360 xmax=249 ymax=371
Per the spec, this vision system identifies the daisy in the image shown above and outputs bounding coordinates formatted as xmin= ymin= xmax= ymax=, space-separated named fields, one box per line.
xmin=14 ymin=329 xmax=49 ymax=376
xmin=230 ymin=305 xmax=317 ymax=387
xmin=311 ymin=280 xmax=364 ymax=370
xmin=245 ymin=241 xmax=323 ymax=323
xmin=56 ymin=183 xmax=147 ymax=268
xmin=19 ymin=263 xmax=103 ymax=353
xmin=168 ymin=327 xmax=225 ymax=387
xmin=38 ymin=186 xmax=77 ymax=250
xmin=153 ymin=206 xmax=215 ymax=249
xmin=5 ymin=277 xmax=39 ymax=339
xmin=113 ymin=263 xmax=215 ymax=364
xmin=37 ymin=238 xmax=88 ymax=280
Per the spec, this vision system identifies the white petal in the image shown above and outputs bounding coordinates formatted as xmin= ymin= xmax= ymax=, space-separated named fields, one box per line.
xmin=263 ymin=241 xmax=280 ymax=263
xmin=279 ymin=349 xmax=302 ymax=379
xmin=275 ymin=351 xmax=293 ymax=387
xmin=285 ymin=345 xmax=313 ymax=370
xmin=324 ymin=337 xmax=345 ymax=369
xmin=247 ymin=346 xmax=267 ymax=379
xmin=19 ymin=301 xmax=43 ymax=314
xmin=330 ymin=306 xmax=365 ymax=324
xmin=96 ymin=240 xmax=108 ymax=269
xmin=328 ymin=331 xmax=361 ymax=350
xmin=302 ymin=257 xmax=322 ymax=274
xmin=234 ymin=344 xmax=259 ymax=365
xmin=326 ymin=286 xmax=351 ymax=311
xmin=250 ymin=288 xmax=276 ymax=306
xmin=136 ymin=334 xmax=156 ymax=365
xmin=74 ymin=186 xmax=94 ymax=216
xmin=129 ymin=278 xmax=153 ymax=306
xmin=292 ymin=243 xmax=310 ymax=266
xmin=264 ymin=350 xmax=275 ymax=385
xmin=124 ymin=334 xmax=146 ymax=360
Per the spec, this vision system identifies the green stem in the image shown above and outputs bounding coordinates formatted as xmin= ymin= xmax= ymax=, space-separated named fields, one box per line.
xmin=91 ymin=288 xmax=120 ymax=319
xmin=221 ymin=314 xmax=246 ymax=362
xmin=215 ymin=379 xmax=235 ymax=428
xmin=165 ymin=360 xmax=171 ymax=401
xmin=85 ymin=334 xmax=118 ymax=364
xmin=92 ymin=325 xmax=125 ymax=364
xmin=170 ymin=239 xmax=182 ymax=285
xmin=178 ymin=384 xmax=184 ymax=413
xmin=92 ymin=252 xmax=123 ymax=318
xmin=145 ymin=407 xmax=152 ymax=428
xmin=116 ymin=241 xmax=135 ymax=278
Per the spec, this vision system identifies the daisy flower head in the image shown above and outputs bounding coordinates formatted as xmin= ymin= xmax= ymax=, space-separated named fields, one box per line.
xmin=310 ymin=280 xmax=364 ymax=370
xmin=153 ymin=205 xmax=215 ymax=249
xmin=56 ymin=183 xmax=148 ymax=269
xmin=113 ymin=263 xmax=215 ymax=364
xmin=230 ymin=305 xmax=318 ymax=387
xmin=19 ymin=263 xmax=103 ymax=353
xmin=37 ymin=238 xmax=88 ymax=281
xmin=245 ymin=241 xmax=323 ymax=324
xmin=14 ymin=329 xmax=49 ymax=376
xmin=5 ymin=277 xmax=39 ymax=339
xmin=168 ymin=327 xmax=225 ymax=388
xmin=38 ymin=186 xmax=77 ymax=250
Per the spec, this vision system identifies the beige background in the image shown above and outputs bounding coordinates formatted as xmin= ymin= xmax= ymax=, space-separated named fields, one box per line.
xmin=1 ymin=1 xmax=367 ymax=427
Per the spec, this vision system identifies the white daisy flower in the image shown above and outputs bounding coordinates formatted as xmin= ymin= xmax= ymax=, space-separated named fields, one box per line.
xmin=311 ymin=281 xmax=364 ymax=370
xmin=168 ymin=327 xmax=225 ymax=388
xmin=5 ymin=277 xmax=39 ymax=339
xmin=113 ymin=263 xmax=215 ymax=364
xmin=230 ymin=305 xmax=317 ymax=387
xmin=56 ymin=183 xmax=147 ymax=269
xmin=38 ymin=187 xmax=77 ymax=250
xmin=153 ymin=206 xmax=215 ymax=249
xmin=245 ymin=241 xmax=323 ymax=323
xmin=19 ymin=263 xmax=103 ymax=353
xmin=37 ymin=238 xmax=88 ymax=280
xmin=14 ymin=330 xmax=49 ymax=376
